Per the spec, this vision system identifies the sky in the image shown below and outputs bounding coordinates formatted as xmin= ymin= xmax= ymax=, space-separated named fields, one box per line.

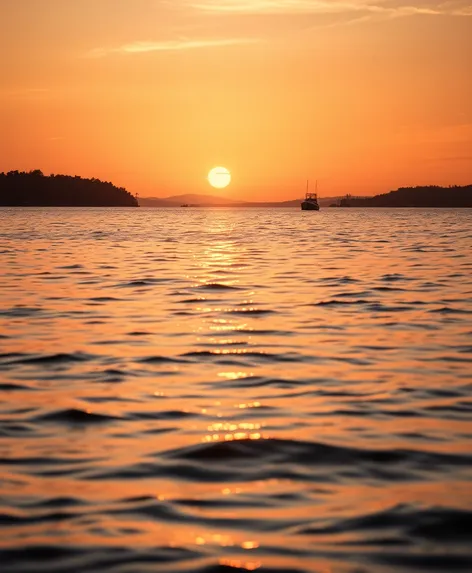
xmin=1 ymin=0 xmax=471 ymax=200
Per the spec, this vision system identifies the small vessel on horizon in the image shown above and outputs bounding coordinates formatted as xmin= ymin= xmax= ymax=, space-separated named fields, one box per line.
xmin=301 ymin=180 xmax=320 ymax=211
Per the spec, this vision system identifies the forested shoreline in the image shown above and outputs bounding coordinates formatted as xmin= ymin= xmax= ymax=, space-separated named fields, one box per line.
xmin=0 ymin=171 xmax=138 ymax=206
xmin=338 ymin=186 xmax=472 ymax=207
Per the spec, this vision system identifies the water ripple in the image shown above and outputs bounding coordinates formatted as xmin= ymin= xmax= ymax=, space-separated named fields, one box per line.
xmin=0 ymin=207 xmax=471 ymax=573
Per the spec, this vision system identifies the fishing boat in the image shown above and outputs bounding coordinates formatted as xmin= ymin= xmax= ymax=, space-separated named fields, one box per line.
xmin=301 ymin=180 xmax=320 ymax=211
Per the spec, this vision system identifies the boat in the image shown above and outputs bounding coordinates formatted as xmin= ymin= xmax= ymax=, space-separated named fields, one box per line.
xmin=301 ymin=180 xmax=320 ymax=211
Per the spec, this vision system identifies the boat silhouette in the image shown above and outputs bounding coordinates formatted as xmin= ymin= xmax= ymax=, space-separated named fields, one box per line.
xmin=301 ymin=180 xmax=320 ymax=211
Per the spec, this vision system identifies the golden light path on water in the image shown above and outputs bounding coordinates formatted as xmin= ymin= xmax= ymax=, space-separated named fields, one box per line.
xmin=0 ymin=207 xmax=471 ymax=572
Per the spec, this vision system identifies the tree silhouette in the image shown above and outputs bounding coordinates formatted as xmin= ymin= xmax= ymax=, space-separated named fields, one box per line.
xmin=338 ymin=186 xmax=472 ymax=208
xmin=0 ymin=170 xmax=139 ymax=207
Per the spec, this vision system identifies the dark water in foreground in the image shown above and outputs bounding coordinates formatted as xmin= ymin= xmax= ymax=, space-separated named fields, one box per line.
xmin=0 ymin=207 xmax=471 ymax=573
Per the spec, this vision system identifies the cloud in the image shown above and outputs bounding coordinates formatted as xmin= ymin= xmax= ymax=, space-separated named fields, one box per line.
xmin=89 ymin=37 xmax=260 ymax=57
xmin=86 ymin=1 xmax=471 ymax=58
xmin=188 ymin=0 xmax=472 ymax=18
xmin=189 ymin=1 xmax=367 ymax=14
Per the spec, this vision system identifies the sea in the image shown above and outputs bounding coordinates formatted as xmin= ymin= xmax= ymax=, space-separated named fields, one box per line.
xmin=0 ymin=207 xmax=471 ymax=573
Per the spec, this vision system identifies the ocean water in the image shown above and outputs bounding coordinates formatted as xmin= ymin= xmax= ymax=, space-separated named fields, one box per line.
xmin=0 ymin=207 xmax=471 ymax=573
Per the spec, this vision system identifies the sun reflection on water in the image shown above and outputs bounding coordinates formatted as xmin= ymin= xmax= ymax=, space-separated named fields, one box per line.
xmin=237 ymin=402 xmax=262 ymax=409
xmin=218 ymin=371 xmax=253 ymax=380
xmin=219 ymin=559 xmax=261 ymax=570
xmin=203 ymin=420 xmax=265 ymax=443
xmin=203 ymin=432 xmax=264 ymax=443
xmin=193 ymin=533 xmax=259 ymax=551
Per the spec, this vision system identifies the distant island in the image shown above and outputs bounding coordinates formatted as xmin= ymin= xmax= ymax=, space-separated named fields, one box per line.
xmin=335 ymin=186 xmax=472 ymax=208
xmin=0 ymin=170 xmax=139 ymax=207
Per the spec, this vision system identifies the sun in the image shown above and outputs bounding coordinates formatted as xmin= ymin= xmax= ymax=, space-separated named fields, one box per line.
xmin=208 ymin=166 xmax=231 ymax=189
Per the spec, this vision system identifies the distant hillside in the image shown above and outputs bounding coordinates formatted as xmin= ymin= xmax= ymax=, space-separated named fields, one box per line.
xmin=338 ymin=186 xmax=472 ymax=208
xmin=0 ymin=170 xmax=138 ymax=207
xmin=166 ymin=193 xmax=243 ymax=205
xmin=140 ymin=193 xmax=242 ymax=207
xmin=318 ymin=196 xmax=368 ymax=207
xmin=139 ymin=193 xmax=346 ymax=208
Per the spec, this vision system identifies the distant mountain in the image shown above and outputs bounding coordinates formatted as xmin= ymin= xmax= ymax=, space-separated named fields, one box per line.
xmin=168 ymin=193 xmax=243 ymax=204
xmin=139 ymin=193 xmax=350 ymax=208
xmin=139 ymin=193 xmax=240 ymax=207
xmin=0 ymin=170 xmax=138 ymax=207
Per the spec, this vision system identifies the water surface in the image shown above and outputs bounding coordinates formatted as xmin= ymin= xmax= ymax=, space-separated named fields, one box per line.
xmin=1 ymin=207 xmax=471 ymax=572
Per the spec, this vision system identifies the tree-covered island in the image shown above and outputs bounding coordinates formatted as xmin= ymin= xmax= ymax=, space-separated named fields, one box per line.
xmin=338 ymin=186 xmax=472 ymax=207
xmin=0 ymin=170 xmax=139 ymax=206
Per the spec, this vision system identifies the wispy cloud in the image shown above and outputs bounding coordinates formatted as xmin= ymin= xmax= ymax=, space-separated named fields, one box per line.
xmin=87 ymin=2 xmax=471 ymax=59
xmin=89 ymin=37 xmax=260 ymax=57
xmin=189 ymin=1 xmax=368 ymax=14
xmin=188 ymin=0 xmax=472 ymax=18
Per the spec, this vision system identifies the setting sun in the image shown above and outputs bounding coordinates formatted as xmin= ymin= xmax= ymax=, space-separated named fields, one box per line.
xmin=208 ymin=167 xmax=231 ymax=189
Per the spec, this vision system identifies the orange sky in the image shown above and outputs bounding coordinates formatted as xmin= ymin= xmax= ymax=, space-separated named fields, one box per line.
xmin=1 ymin=0 xmax=471 ymax=200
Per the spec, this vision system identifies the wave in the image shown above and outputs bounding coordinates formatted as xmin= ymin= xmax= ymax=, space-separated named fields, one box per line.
xmin=182 ymin=351 xmax=303 ymax=363
xmin=34 ymin=408 xmax=121 ymax=425
xmin=195 ymin=283 xmax=243 ymax=291
xmin=160 ymin=437 xmax=472 ymax=483
xmin=0 ymin=352 xmax=94 ymax=366
xmin=0 ymin=306 xmax=43 ymax=317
